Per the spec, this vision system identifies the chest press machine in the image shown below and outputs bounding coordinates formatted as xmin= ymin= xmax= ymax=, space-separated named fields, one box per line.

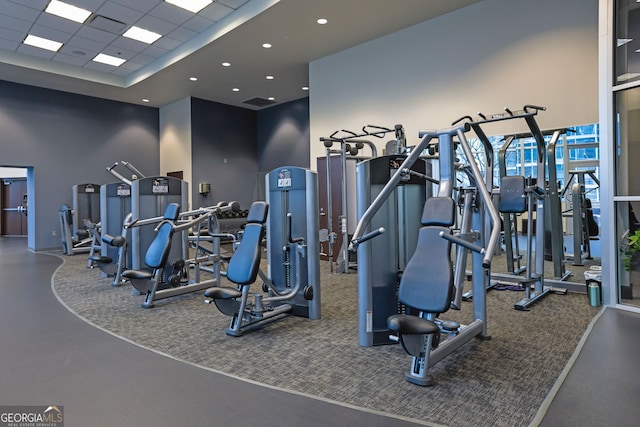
xmin=351 ymin=120 xmax=500 ymax=386
xmin=121 ymin=201 xmax=240 ymax=308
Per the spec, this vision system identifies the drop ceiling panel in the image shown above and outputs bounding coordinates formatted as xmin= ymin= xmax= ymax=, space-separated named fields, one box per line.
xmin=199 ymin=3 xmax=235 ymax=22
xmin=0 ymin=38 xmax=19 ymax=50
xmin=94 ymin=2 xmax=144 ymax=27
xmin=0 ymin=16 xmax=30 ymax=34
xmin=65 ymin=34 xmax=106 ymax=53
xmin=142 ymin=44 xmax=169 ymax=58
xmin=219 ymin=0 xmax=251 ymax=9
xmin=182 ymin=15 xmax=215 ymax=33
xmin=118 ymin=60 xmax=144 ymax=71
xmin=110 ymin=0 xmax=163 ymax=14
xmin=30 ymin=24 xmax=74 ymax=43
xmin=148 ymin=3 xmax=193 ymax=26
xmin=131 ymin=52 xmax=155 ymax=65
xmin=17 ymin=44 xmax=56 ymax=59
xmin=0 ymin=18 xmax=31 ymax=42
xmin=2 ymin=1 xmax=41 ymax=21
xmin=166 ymin=26 xmax=198 ymax=42
xmin=75 ymin=26 xmax=119 ymax=44
xmin=101 ymin=45 xmax=138 ymax=61
xmin=52 ymin=52 xmax=89 ymax=66
xmin=135 ymin=13 xmax=179 ymax=35
xmin=83 ymin=59 xmax=116 ymax=72
xmin=153 ymin=36 xmax=182 ymax=50
xmin=34 ymin=13 xmax=82 ymax=35
xmin=70 ymin=0 xmax=109 ymax=10
xmin=110 ymin=37 xmax=149 ymax=55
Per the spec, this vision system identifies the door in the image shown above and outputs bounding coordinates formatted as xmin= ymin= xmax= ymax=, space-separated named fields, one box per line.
xmin=1 ymin=179 xmax=28 ymax=236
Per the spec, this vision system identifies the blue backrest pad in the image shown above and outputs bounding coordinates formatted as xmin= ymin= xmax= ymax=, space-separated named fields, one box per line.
xmin=421 ymin=197 xmax=455 ymax=227
xmin=398 ymin=226 xmax=453 ymax=313
xmin=145 ymin=222 xmax=173 ymax=269
xmin=246 ymin=201 xmax=269 ymax=224
xmin=227 ymin=223 xmax=264 ymax=285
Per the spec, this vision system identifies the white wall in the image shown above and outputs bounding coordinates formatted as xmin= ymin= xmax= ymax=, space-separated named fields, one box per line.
xmin=160 ymin=97 xmax=193 ymax=209
xmin=309 ymin=0 xmax=598 ymax=166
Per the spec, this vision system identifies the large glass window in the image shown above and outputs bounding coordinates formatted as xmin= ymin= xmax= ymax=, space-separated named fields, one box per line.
xmin=615 ymin=86 xmax=640 ymax=196
xmin=615 ymin=1 xmax=640 ymax=86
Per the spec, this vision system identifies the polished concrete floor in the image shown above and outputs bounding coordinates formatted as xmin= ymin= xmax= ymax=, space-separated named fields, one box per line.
xmin=0 ymin=237 xmax=423 ymax=427
xmin=1 ymin=236 xmax=638 ymax=427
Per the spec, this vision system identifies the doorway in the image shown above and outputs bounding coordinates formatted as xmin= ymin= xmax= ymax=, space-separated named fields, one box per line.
xmin=0 ymin=167 xmax=29 ymax=237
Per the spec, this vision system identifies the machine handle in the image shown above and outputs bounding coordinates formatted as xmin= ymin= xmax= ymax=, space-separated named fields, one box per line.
xmin=439 ymin=231 xmax=485 ymax=257
xmin=287 ymin=213 xmax=305 ymax=244
xmin=349 ymin=227 xmax=385 ymax=251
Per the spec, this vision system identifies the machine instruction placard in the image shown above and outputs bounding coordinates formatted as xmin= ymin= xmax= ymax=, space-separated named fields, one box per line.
xmin=277 ymin=169 xmax=292 ymax=188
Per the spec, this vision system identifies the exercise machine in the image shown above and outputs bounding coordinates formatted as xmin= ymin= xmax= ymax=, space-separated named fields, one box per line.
xmin=353 ymin=154 xmax=431 ymax=346
xmin=86 ymin=182 xmax=132 ymax=283
xmin=318 ymin=124 xmax=404 ymax=273
xmin=86 ymin=218 xmax=126 ymax=278
xmin=122 ymin=202 xmax=238 ymax=308
xmin=58 ymin=183 xmax=101 ymax=258
xmin=561 ymin=169 xmax=600 ymax=266
xmin=351 ymin=114 xmax=501 ymax=384
xmin=205 ymin=167 xmax=321 ymax=336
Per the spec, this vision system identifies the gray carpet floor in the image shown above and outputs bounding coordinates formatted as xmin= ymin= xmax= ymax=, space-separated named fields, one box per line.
xmin=52 ymin=254 xmax=600 ymax=427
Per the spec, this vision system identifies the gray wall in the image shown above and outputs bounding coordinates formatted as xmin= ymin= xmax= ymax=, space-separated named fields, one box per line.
xmin=190 ymin=97 xmax=258 ymax=210
xmin=257 ymin=97 xmax=310 ymax=172
xmin=309 ymin=0 xmax=599 ymax=163
xmin=0 ymin=80 xmax=159 ymax=251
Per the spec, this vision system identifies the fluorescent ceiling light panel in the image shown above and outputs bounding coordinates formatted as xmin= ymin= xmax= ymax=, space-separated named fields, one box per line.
xmin=165 ymin=0 xmax=213 ymax=13
xmin=123 ymin=26 xmax=162 ymax=44
xmin=23 ymin=34 xmax=63 ymax=52
xmin=45 ymin=0 xmax=92 ymax=23
xmin=93 ymin=53 xmax=126 ymax=66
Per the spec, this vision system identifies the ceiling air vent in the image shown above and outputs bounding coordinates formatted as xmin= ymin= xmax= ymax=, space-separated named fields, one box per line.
xmin=87 ymin=15 xmax=127 ymax=34
xmin=242 ymin=97 xmax=276 ymax=107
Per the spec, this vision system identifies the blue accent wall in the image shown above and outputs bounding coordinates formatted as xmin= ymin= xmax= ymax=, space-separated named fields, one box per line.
xmin=190 ymin=97 xmax=258 ymax=209
xmin=191 ymin=96 xmax=310 ymax=208
xmin=257 ymin=97 xmax=310 ymax=172
xmin=0 ymin=79 xmax=310 ymax=249
xmin=0 ymin=80 xmax=159 ymax=251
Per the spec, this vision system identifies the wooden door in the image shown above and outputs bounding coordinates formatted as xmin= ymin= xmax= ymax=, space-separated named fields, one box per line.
xmin=1 ymin=179 xmax=27 ymax=236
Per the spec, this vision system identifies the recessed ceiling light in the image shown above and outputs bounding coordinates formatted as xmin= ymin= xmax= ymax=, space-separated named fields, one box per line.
xmin=317 ymin=18 xmax=328 ymax=25
xmin=45 ymin=0 xmax=92 ymax=24
xmin=23 ymin=35 xmax=63 ymax=52
xmin=142 ymin=99 xmax=150 ymax=103
xmin=190 ymin=77 xmax=198 ymax=81
xmin=123 ymin=26 xmax=162 ymax=44
xmin=266 ymin=75 xmax=274 ymax=80
xmin=262 ymin=43 xmax=272 ymax=48
xmin=93 ymin=53 xmax=126 ymax=67
xmin=222 ymin=62 xmax=231 ymax=67
xmin=302 ymin=86 xmax=309 ymax=91
xmin=268 ymin=97 xmax=275 ymax=101
xmin=232 ymin=88 xmax=240 ymax=92
xmin=165 ymin=0 xmax=212 ymax=13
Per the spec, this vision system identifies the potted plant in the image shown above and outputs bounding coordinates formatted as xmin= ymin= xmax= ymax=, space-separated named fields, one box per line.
xmin=621 ymin=229 xmax=640 ymax=271
xmin=620 ymin=229 xmax=640 ymax=300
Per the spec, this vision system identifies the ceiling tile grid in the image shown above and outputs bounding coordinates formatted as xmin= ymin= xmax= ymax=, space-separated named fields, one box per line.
xmin=0 ymin=0 xmax=247 ymax=77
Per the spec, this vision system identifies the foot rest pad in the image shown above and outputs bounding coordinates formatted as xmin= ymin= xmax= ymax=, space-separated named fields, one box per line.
xmin=122 ymin=270 xmax=153 ymax=280
xmin=204 ymin=287 xmax=242 ymax=299
xmin=89 ymin=255 xmax=113 ymax=264
xmin=388 ymin=314 xmax=439 ymax=335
